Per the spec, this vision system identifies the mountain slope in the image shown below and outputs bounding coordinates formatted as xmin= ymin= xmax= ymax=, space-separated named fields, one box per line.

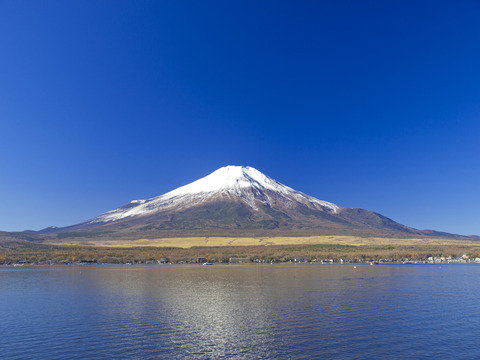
xmin=87 ymin=166 xmax=339 ymax=224
xmin=37 ymin=166 xmax=466 ymax=239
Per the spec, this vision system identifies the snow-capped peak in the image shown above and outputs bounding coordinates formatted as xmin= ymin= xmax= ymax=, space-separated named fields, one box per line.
xmin=166 ymin=166 xmax=291 ymax=196
xmin=88 ymin=166 xmax=339 ymax=224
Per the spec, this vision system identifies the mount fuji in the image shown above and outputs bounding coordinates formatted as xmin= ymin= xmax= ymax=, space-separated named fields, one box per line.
xmin=36 ymin=166 xmax=459 ymax=239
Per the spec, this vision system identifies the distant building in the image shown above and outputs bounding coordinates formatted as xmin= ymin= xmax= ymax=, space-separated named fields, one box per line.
xmin=229 ymin=258 xmax=251 ymax=263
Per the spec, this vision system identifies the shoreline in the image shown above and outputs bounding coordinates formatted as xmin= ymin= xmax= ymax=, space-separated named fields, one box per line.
xmin=2 ymin=261 xmax=479 ymax=267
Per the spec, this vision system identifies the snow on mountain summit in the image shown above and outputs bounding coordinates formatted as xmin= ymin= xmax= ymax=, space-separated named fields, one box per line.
xmin=88 ymin=166 xmax=339 ymax=224
xmin=167 ymin=166 xmax=295 ymax=196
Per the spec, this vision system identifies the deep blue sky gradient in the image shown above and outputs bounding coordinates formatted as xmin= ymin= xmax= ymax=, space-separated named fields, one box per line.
xmin=1 ymin=0 xmax=479 ymax=234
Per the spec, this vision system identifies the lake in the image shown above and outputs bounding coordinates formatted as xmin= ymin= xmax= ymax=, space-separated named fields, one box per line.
xmin=1 ymin=264 xmax=480 ymax=359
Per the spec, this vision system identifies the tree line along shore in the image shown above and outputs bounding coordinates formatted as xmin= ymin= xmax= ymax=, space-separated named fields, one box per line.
xmin=2 ymin=242 xmax=480 ymax=265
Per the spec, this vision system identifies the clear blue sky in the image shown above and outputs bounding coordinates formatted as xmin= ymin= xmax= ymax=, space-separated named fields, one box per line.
xmin=1 ymin=0 xmax=479 ymax=235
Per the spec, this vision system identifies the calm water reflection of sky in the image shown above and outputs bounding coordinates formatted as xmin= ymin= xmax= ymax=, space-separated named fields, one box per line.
xmin=1 ymin=264 xmax=480 ymax=359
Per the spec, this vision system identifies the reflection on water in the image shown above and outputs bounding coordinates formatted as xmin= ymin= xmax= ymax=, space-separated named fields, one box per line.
xmin=1 ymin=264 xmax=480 ymax=358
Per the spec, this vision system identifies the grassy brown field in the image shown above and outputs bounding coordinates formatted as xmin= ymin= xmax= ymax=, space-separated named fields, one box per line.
xmin=45 ymin=235 xmax=480 ymax=248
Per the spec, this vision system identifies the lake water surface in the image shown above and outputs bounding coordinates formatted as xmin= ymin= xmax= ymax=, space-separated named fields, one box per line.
xmin=1 ymin=264 xmax=480 ymax=359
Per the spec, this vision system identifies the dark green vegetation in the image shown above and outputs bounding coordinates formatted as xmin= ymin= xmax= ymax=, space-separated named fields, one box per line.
xmin=57 ymin=231 xmax=115 ymax=239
